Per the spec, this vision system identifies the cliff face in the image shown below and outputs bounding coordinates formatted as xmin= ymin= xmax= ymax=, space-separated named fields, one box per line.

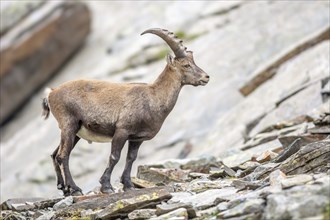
xmin=0 ymin=1 xmax=329 ymax=218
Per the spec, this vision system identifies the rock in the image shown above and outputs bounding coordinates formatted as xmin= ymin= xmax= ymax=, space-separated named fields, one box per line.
xmin=0 ymin=198 xmax=40 ymax=211
xmin=95 ymin=187 xmax=172 ymax=219
xmin=281 ymin=174 xmax=313 ymax=189
xmin=231 ymin=180 xmax=262 ymax=191
xmin=0 ymin=0 xmax=91 ymax=124
xmin=250 ymin=81 xmax=325 ymax=136
xmin=0 ymin=210 xmax=26 ymax=220
xmin=309 ymin=126 xmax=330 ymax=134
xmin=188 ymin=172 xmax=209 ymax=179
xmin=209 ymin=169 xmax=226 ymax=179
xmin=11 ymin=203 xmax=35 ymax=211
xmin=274 ymin=135 xmax=323 ymax=163
xmin=0 ymin=0 xmax=46 ymax=35
xmin=279 ymin=139 xmax=330 ymax=175
xmin=218 ymin=198 xmax=265 ymax=219
xmin=81 ymin=209 xmax=100 ymax=218
xmin=72 ymin=194 xmax=108 ymax=203
xmin=156 ymin=202 xmax=196 ymax=218
xmin=278 ymin=134 xmax=328 ymax=149
xmin=35 ymin=211 xmax=55 ymax=220
xmin=217 ymin=202 xmax=229 ymax=212
xmin=314 ymin=112 xmax=330 ymax=126
xmin=256 ymin=115 xmax=314 ymax=135
xmin=223 ymin=139 xmax=282 ymax=168
xmin=55 ymin=187 xmax=173 ymax=218
xmin=33 ymin=197 xmax=64 ymax=209
xmin=155 ymin=156 xmax=219 ymax=173
xmin=252 ymin=150 xmax=278 ymax=163
xmin=197 ymin=206 xmax=219 ymax=218
xmin=169 ymin=187 xmax=237 ymax=210
xmin=132 ymin=177 xmax=157 ymax=188
xmin=152 ymin=208 xmax=188 ymax=220
xmin=0 ymin=197 xmax=62 ymax=211
xmin=241 ymin=121 xmax=311 ymax=151
xmin=187 ymin=179 xmax=232 ymax=193
xmin=53 ymin=196 xmax=73 ymax=211
xmin=238 ymin=161 xmax=260 ymax=170
xmin=239 ymin=25 xmax=329 ymax=96
xmin=137 ymin=167 xmax=190 ymax=184
xmin=263 ymin=183 xmax=330 ymax=220
xmin=243 ymin=163 xmax=280 ymax=181
xmin=269 ymin=170 xmax=287 ymax=188
xmin=128 ymin=209 xmax=157 ymax=220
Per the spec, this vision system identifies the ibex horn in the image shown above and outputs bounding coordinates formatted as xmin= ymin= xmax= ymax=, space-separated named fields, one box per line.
xmin=141 ymin=28 xmax=187 ymax=58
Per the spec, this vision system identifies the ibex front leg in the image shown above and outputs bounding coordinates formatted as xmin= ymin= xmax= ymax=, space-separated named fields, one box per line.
xmin=99 ymin=129 xmax=128 ymax=194
xmin=121 ymin=141 xmax=142 ymax=191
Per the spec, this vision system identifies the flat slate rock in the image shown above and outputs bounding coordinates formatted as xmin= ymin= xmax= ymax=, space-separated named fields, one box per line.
xmin=279 ymin=139 xmax=330 ymax=175
xmin=95 ymin=187 xmax=172 ymax=219
xmin=55 ymin=186 xmax=173 ymax=218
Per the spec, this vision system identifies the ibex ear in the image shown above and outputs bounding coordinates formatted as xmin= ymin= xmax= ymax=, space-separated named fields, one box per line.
xmin=166 ymin=54 xmax=175 ymax=66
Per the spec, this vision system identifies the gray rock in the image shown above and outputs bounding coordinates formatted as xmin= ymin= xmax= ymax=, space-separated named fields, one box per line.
xmin=219 ymin=198 xmax=265 ymax=219
xmin=54 ymin=187 xmax=172 ymax=218
xmin=281 ymin=174 xmax=313 ymax=189
xmin=128 ymin=209 xmax=157 ymax=220
xmin=217 ymin=202 xmax=229 ymax=212
xmin=269 ymin=169 xmax=286 ymax=188
xmin=95 ymin=187 xmax=172 ymax=219
xmin=169 ymin=187 xmax=237 ymax=210
xmin=151 ymin=208 xmax=188 ymax=220
xmin=223 ymin=140 xmax=282 ymax=168
xmin=239 ymin=25 xmax=329 ymax=96
xmin=137 ymin=166 xmax=190 ymax=184
xmin=279 ymin=139 xmax=330 ymax=175
xmin=197 ymin=206 xmax=219 ymax=218
xmin=35 ymin=211 xmax=55 ymax=220
xmin=0 ymin=197 xmax=62 ymax=211
xmin=263 ymin=184 xmax=329 ymax=220
xmin=0 ymin=210 xmax=26 ymax=220
xmin=231 ymin=179 xmax=262 ymax=191
xmin=0 ymin=0 xmax=46 ymax=35
xmin=243 ymin=163 xmax=279 ymax=181
xmin=53 ymin=196 xmax=73 ymax=211
xmin=156 ymin=202 xmax=196 ymax=218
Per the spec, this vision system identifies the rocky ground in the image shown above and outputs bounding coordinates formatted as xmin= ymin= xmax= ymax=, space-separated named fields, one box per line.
xmin=1 ymin=1 xmax=330 ymax=219
xmin=1 ymin=113 xmax=329 ymax=219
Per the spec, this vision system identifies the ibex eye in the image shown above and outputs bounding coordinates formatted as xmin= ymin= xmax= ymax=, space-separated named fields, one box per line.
xmin=184 ymin=64 xmax=190 ymax=68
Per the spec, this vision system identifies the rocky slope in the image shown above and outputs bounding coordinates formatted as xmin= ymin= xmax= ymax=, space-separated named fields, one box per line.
xmin=1 ymin=114 xmax=329 ymax=219
xmin=1 ymin=1 xmax=329 ymax=217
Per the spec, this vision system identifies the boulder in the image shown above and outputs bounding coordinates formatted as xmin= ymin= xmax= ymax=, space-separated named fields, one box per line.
xmin=0 ymin=0 xmax=91 ymax=124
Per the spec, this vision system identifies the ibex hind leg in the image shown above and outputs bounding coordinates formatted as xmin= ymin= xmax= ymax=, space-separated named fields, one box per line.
xmin=51 ymin=146 xmax=65 ymax=191
xmin=55 ymin=121 xmax=82 ymax=196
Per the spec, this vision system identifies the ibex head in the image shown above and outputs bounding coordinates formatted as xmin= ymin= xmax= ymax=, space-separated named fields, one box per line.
xmin=141 ymin=28 xmax=210 ymax=86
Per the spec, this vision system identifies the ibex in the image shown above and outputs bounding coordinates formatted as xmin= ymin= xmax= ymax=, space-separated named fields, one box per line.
xmin=42 ymin=28 xmax=209 ymax=196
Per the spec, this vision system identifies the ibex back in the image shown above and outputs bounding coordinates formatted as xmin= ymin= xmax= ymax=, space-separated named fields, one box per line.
xmin=42 ymin=28 xmax=209 ymax=196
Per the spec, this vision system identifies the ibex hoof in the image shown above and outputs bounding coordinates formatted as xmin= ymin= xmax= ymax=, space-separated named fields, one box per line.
xmin=71 ymin=190 xmax=83 ymax=196
xmin=123 ymin=186 xmax=137 ymax=192
xmin=100 ymin=186 xmax=114 ymax=194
